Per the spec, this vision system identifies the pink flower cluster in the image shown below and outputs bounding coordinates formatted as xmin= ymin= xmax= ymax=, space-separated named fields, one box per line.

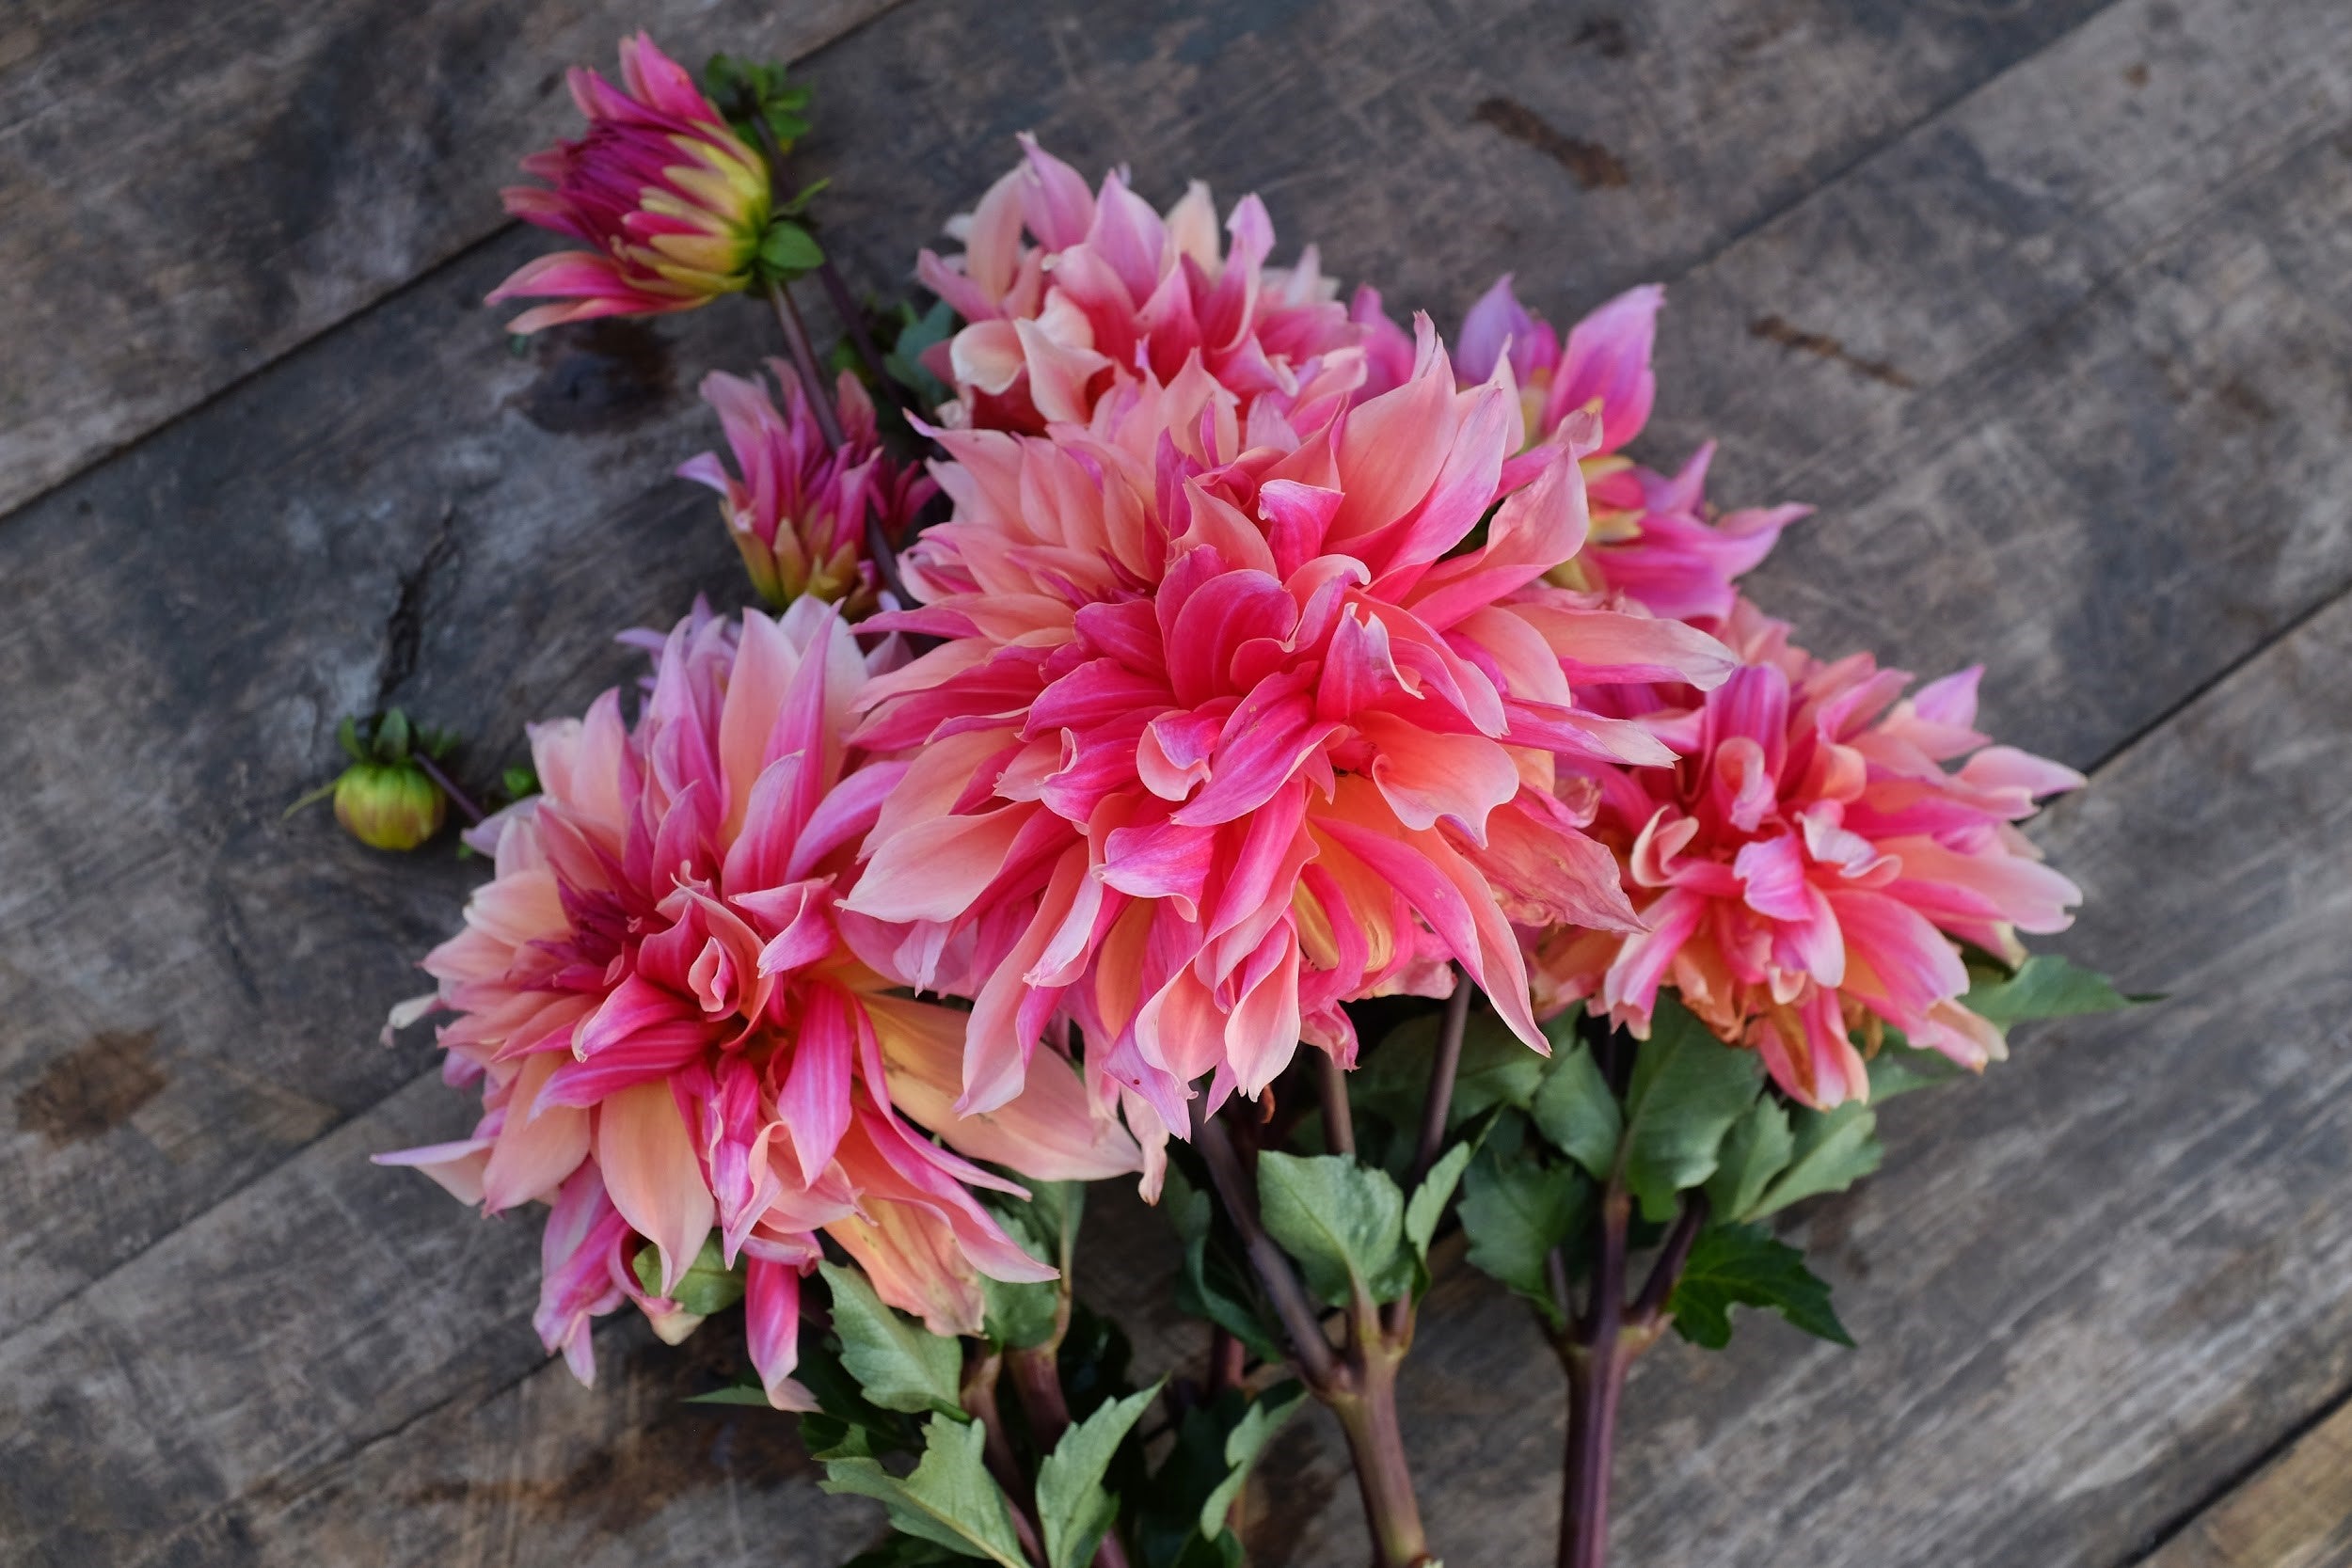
xmin=391 ymin=118 xmax=2085 ymax=1389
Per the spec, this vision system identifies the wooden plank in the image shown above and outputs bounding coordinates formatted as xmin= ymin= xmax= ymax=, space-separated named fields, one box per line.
xmin=0 ymin=0 xmax=2115 ymax=517
xmin=2142 ymin=1394 xmax=2352 ymax=1568
xmin=0 ymin=0 xmax=898 ymax=519
xmin=1 ymin=0 xmax=2347 ymax=1561
xmin=0 ymin=0 xmax=2139 ymax=1346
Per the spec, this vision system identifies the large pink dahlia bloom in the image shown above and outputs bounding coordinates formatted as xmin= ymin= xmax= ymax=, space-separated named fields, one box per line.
xmin=678 ymin=364 xmax=937 ymax=617
xmin=379 ymin=601 xmax=1136 ymax=1403
xmin=1367 ymin=276 xmax=1804 ymax=627
xmin=486 ymin=33 xmax=772 ymax=333
xmin=916 ymin=136 xmax=1359 ymax=435
xmin=1534 ymin=602 xmax=2086 ymax=1108
xmin=842 ymin=320 xmax=1736 ymax=1144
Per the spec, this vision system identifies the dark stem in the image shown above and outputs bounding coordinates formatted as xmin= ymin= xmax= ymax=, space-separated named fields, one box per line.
xmin=408 ymin=752 xmax=484 ymax=827
xmin=961 ymin=1348 xmax=1047 ymax=1566
xmin=1559 ymin=1183 xmax=1631 ymax=1568
xmin=1206 ymin=1325 xmax=1246 ymax=1398
xmin=862 ymin=493 xmax=916 ymax=608
xmin=1319 ymin=1049 xmax=1356 ymax=1156
xmin=816 ymin=259 xmax=893 ymax=404
xmin=1629 ymin=1192 xmax=1708 ymax=1329
xmin=1192 ymin=1105 xmax=1340 ymax=1390
xmin=764 ymin=281 xmax=847 ymax=451
xmin=1327 ymin=1346 xmax=1433 ymax=1568
xmin=1406 ymin=963 xmax=1472 ymax=1187
xmin=1004 ymin=1344 xmax=1071 ymax=1452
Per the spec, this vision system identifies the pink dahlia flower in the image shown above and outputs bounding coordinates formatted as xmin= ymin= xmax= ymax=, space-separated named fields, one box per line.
xmin=841 ymin=319 xmax=1736 ymax=1148
xmin=486 ymin=33 xmax=773 ymax=333
xmin=678 ymin=364 xmax=937 ymax=617
xmin=1371 ymin=275 xmax=1804 ymax=626
xmin=1534 ymin=600 xmax=2086 ymax=1108
xmin=915 ymin=135 xmax=1360 ymax=435
xmin=378 ymin=600 xmax=1137 ymax=1403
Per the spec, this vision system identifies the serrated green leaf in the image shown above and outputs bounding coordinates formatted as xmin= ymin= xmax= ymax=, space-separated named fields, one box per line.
xmin=1456 ymin=1142 xmax=1585 ymax=1329
xmin=1667 ymin=1223 xmax=1851 ymax=1350
xmin=1745 ymin=1101 xmax=1883 ymax=1220
xmin=1256 ymin=1151 xmax=1411 ymax=1307
xmin=1037 ymin=1381 xmax=1160 ymax=1568
xmin=1706 ymin=1096 xmax=1794 ymax=1223
xmin=821 ymin=1415 xmax=1034 ymax=1567
xmin=1197 ymin=1382 xmax=1306 ymax=1538
xmin=821 ymin=1262 xmax=965 ymax=1418
xmin=841 ymin=1534 xmax=970 ymax=1568
xmin=1404 ymin=1142 xmax=1473 ymax=1262
xmin=1530 ymin=1042 xmax=1621 ymax=1180
xmin=632 ymin=1234 xmax=745 ymax=1316
xmin=1964 ymin=954 xmax=2152 ymax=1023
xmin=1620 ymin=998 xmax=1764 ymax=1221
xmin=1351 ymin=1009 xmax=1549 ymax=1142
xmin=685 ymin=1378 xmax=774 ymax=1407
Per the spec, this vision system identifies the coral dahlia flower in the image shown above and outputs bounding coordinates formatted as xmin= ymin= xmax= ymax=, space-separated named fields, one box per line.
xmin=842 ymin=319 xmax=1736 ymax=1146
xmin=916 ymin=136 xmax=1360 ymax=435
xmin=487 ymin=33 xmax=774 ymax=333
xmin=379 ymin=600 xmax=1137 ymax=1404
xmin=679 ymin=364 xmax=937 ymax=617
xmin=1534 ymin=601 xmax=2086 ymax=1107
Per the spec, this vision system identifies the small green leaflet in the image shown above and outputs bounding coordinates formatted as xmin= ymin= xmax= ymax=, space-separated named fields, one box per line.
xmin=1530 ymin=1041 xmax=1621 ymax=1180
xmin=1620 ymin=997 xmax=1764 ymax=1221
xmin=1744 ymin=1101 xmax=1883 ymax=1221
xmin=1405 ymin=1142 xmax=1473 ymax=1262
xmin=1036 ymin=1381 xmax=1161 ymax=1568
xmin=820 ymin=1262 xmax=965 ymax=1418
xmin=756 ymin=220 xmax=826 ymax=281
xmin=1197 ymin=1382 xmax=1307 ymax=1538
xmin=1963 ymin=954 xmax=2153 ymax=1024
xmin=1668 ymin=1223 xmax=1852 ymax=1351
xmin=1457 ymin=1126 xmax=1586 ymax=1329
xmin=1704 ymin=1097 xmax=1794 ymax=1223
xmin=630 ymin=1234 xmax=745 ymax=1316
xmin=1866 ymin=1034 xmax=1963 ymax=1100
xmin=684 ymin=1377 xmax=772 ymax=1407
xmin=1256 ymin=1151 xmax=1412 ymax=1307
xmin=1163 ymin=1167 xmax=1285 ymax=1364
xmin=821 ymin=1415 xmax=1034 ymax=1568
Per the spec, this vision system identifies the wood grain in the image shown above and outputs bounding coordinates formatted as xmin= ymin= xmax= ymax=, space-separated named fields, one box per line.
xmin=2 ymin=0 xmax=2350 ymax=1561
xmin=0 ymin=0 xmax=897 ymax=519
xmin=2143 ymin=1394 xmax=2352 ymax=1568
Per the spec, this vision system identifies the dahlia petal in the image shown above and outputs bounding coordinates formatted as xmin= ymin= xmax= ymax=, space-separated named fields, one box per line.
xmin=779 ymin=984 xmax=855 ymax=1183
xmin=596 ymin=1080 xmax=715 ymax=1297
xmin=481 ymin=1051 xmax=591 ymax=1212
xmin=745 ymin=1257 xmax=817 ymax=1411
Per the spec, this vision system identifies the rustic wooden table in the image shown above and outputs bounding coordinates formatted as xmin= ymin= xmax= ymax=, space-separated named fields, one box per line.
xmin=4 ymin=1 xmax=2350 ymax=1563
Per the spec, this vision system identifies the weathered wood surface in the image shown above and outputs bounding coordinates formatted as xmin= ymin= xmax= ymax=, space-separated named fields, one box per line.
xmin=0 ymin=0 xmax=898 ymax=518
xmin=2147 ymin=1395 xmax=2352 ymax=1568
xmin=1 ymin=0 xmax=2349 ymax=1563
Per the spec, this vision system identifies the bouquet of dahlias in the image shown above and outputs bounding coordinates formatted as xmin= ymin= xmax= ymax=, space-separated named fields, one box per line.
xmin=354 ymin=36 xmax=2141 ymax=1568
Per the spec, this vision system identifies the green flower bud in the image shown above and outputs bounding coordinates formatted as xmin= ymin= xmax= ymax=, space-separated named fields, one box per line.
xmin=332 ymin=760 xmax=446 ymax=851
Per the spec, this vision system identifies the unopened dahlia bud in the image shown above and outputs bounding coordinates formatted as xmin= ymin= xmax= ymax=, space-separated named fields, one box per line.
xmin=334 ymin=760 xmax=446 ymax=851
xmin=487 ymin=33 xmax=784 ymax=332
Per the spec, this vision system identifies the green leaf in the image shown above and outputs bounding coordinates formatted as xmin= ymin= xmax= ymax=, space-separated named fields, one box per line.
xmin=1456 ymin=1132 xmax=1586 ymax=1329
xmin=981 ymin=1205 xmax=1062 ymax=1351
xmin=820 ymin=1262 xmax=965 ymax=1418
xmin=1162 ymin=1170 xmax=1286 ymax=1365
xmin=1668 ymin=1223 xmax=1851 ymax=1350
xmin=1963 ymin=954 xmax=2152 ymax=1024
xmin=757 ymin=220 xmax=826 ymax=280
xmin=631 ymin=1235 xmax=745 ymax=1316
xmin=1255 ymin=1151 xmax=1411 ymax=1307
xmin=375 ymin=707 xmax=412 ymax=761
xmin=1037 ymin=1382 xmax=1160 ymax=1568
xmin=1404 ymin=1142 xmax=1473 ymax=1262
xmin=1865 ymin=1034 xmax=1963 ymax=1100
xmin=1620 ymin=997 xmax=1764 ymax=1221
xmin=821 ymin=1416 xmax=1035 ymax=1567
xmin=1745 ymin=1101 xmax=1883 ymax=1221
xmin=886 ymin=297 xmax=957 ymax=412
xmin=1705 ymin=1097 xmax=1794 ymax=1223
xmin=841 ymin=1535 xmax=970 ymax=1568
xmin=1351 ymin=1009 xmax=1549 ymax=1142
xmin=336 ymin=714 xmax=365 ymax=762
xmin=686 ymin=1380 xmax=775 ymax=1407
xmin=1530 ymin=1041 xmax=1621 ymax=1180
xmin=1197 ymin=1382 xmax=1306 ymax=1538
